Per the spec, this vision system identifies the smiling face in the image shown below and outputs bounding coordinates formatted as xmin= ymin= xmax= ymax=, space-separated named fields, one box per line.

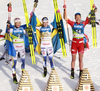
xmin=95 ymin=8 xmax=97 ymax=12
xmin=15 ymin=21 xmax=21 ymax=28
xmin=75 ymin=15 xmax=81 ymax=23
xmin=43 ymin=22 xmax=48 ymax=27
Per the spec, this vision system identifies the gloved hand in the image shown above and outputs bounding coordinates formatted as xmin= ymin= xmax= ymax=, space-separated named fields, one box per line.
xmin=34 ymin=0 xmax=38 ymax=3
xmin=34 ymin=0 xmax=38 ymax=8
xmin=7 ymin=20 xmax=10 ymax=28
xmin=63 ymin=5 xmax=66 ymax=9
xmin=93 ymin=4 xmax=97 ymax=10
xmin=7 ymin=20 xmax=10 ymax=24
xmin=93 ymin=4 xmax=96 ymax=8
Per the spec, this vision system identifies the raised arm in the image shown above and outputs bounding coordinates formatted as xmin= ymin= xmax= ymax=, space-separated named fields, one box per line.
xmin=32 ymin=0 xmax=38 ymax=13
xmin=82 ymin=17 xmax=90 ymax=26
xmin=7 ymin=2 xmax=12 ymax=22
xmin=63 ymin=5 xmax=68 ymax=21
xmin=6 ymin=2 xmax=12 ymax=33
xmin=30 ymin=0 xmax=38 ymax=22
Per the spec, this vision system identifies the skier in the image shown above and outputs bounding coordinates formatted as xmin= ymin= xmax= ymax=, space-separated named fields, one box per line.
xmin=63 ymin=5 xmax=90 ymax=79
xmin=30 ymin=0 xmax=59 ymax=77
xmin=7 ymin=18 xmax=26 ymax=84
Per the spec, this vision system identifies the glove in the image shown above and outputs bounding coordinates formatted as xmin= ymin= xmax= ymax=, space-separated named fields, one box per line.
xmin=33 ymin=3 xmax=38 ymax=8
xmin=7 ymin=20 xmax=10 ymax=28
xmin=93 ymin=4 xmax=97 ymax=10
xmin=63 ymin=5 xmax=66 ymax=9
xmin=93 ymin=4 xmax=96 ymax=8
xmin=34 ymin=0 xmax=38 ymax=3
xmin=7 ymin=20 xmax=10 ymax=24
xmin=7 ymin=2 xmax=12 ymax=7
xmin=30 ymin=12 xmax=33 ymax=16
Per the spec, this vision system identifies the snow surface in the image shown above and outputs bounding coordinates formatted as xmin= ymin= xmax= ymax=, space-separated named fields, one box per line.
xmin=0 ymin=0 xmax=100 ymax=91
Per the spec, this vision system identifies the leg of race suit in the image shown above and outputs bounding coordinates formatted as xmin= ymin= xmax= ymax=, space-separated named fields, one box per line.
xmin=12 ymin=51 xmax=18 ymax=74
xmin=48 ymin=47 xmax=54 ymax=68
xmin=41 ymin=47 xmax=47 ymax=68
xmin=20 ymin=49 xmax=25 ymax=72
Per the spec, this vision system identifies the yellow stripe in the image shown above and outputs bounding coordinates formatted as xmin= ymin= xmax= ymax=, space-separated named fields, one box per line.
xmin=5 ymin=33 xmax=12 ymax=42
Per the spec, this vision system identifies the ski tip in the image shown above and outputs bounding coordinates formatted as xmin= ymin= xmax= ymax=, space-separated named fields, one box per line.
xmin=42 ymin=74 xmax=46 ymax=77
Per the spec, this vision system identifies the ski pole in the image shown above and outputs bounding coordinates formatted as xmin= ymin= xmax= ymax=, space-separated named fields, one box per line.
xmin=64 ymin=0 xmax=70 ymax=49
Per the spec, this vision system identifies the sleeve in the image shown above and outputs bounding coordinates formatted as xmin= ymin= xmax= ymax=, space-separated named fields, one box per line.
xmin=67 ymin=19 xmax=75 ymax=27
xmin=36 ymin=26 xmax=41 ymax=31
xmin=82 ymin=17 xmax=90 ymax=26
xmin=23 ymin=29 xmax=26 ymax=34
xmin=23 ymin=29 xmax=28 ymax=36
xmin=87 ymin=12 xmax=91 ymax=18
xmin=9 ymin=28 xmax=13 ymax=33
xmin=50 ymin=24 xmax=54 ymax=31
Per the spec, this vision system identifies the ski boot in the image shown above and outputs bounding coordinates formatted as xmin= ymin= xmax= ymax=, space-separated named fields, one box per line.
xmin=13 ymin=74 xmax=18 ymax=84
xmin=43 ymin=67 xmax=47 ymax=77
xmin=70 ymin=68 xmax=74 ymax=79
xmin=0 ymin=57 xmax=5 ymax=61
xmin=22 ymin=69 xmax=25 ymax=74
xmin=79 ymin=70 xmax=83 ymax=78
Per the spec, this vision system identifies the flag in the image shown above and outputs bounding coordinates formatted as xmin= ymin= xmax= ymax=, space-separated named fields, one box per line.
xmin=51 ymin=14 xmax=67 ymax=53
xmin=30 ymin=13 xmax=67 ymax=54
xmin=30 ymin=13 xmax=42 ymax=54
xmin=5 ymin=23 xmax=16 ymax=57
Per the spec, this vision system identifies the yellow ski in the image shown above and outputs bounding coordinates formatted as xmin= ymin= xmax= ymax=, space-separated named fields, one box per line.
xmin=22 ymin=0 xmax=36 ymax=64
xmin=90 ymin=0 xmax=97 ymax=47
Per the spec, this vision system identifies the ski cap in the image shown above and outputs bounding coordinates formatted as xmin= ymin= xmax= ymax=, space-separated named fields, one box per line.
xmin=14 ymin=18 xmax=21 ymax=23
xmin=75 ymin=13 xmax=81 ymax=16
xmin=42 ymin=17 xmax=48 ymax=23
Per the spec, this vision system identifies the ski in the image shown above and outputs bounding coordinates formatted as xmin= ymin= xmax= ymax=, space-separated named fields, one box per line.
xmin=53 ymin=0 xmax=67 ymax=57
xmin=22 ymin=0 xmax=36 ymax=64
xmin=90 ymin=0 xmax=97 ymax=47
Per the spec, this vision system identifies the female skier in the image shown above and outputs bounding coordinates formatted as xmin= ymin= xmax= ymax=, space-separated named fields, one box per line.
xmin=63 ymin=5 xmax=90 ymax=79
xmin=7 ymin=18 xmax=26 ymax=84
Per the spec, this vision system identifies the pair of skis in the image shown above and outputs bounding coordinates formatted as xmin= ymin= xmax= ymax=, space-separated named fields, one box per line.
xmin=22 ymin=0 xmax=38 ymax=64
xmin=90 ymin=0 xmax=97 ymax=47
xmin=53 ymin=0 xmax=67 ymax=57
